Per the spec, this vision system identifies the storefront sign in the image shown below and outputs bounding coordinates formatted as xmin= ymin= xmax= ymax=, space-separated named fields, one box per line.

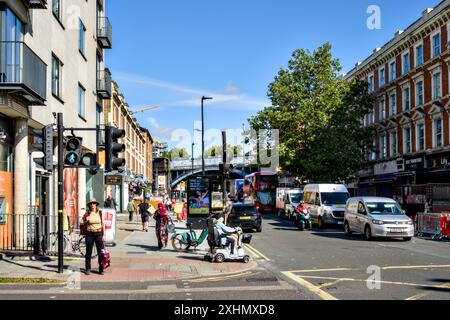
xmin=374 ymin=160 xmax=398 ymax=176
xmin=105 ymin=175 xmax=122 ymax=185
xmin=405 ymin=156 xmax=425 ymax=171
xmin=428 ymin=152 xmax=450 ymax=170
xmin=158 ymin=176 xmax=166 ymax=189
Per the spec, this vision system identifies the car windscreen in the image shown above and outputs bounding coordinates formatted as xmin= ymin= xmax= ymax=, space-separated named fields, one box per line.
xmin=320 ymin=192 xmax=349 ymax=205
xmin=290 ymin=193 xmax=303 ymax=203
xmin=366 ymin=202 xmax=403 ymax=215
xmin=233 ymin=206 xmax=257 ymax=215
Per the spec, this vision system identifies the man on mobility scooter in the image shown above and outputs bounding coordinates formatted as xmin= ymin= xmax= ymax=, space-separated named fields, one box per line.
xmin=205 ymin=214 xmax=252 ymax=263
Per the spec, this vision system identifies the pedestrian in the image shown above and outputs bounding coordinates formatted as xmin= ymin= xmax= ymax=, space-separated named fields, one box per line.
xmin=127 ymin=198 xmax=137 ymax=222
xmin=80 ymin=198 xmax=106 ymax=275
xmin=138 ymin=200 xmax=150 ymax=232
xmin=425 ymin=197 xmax=434 ymax=213
xmin=165 ymin=196 xmax=172 ymax=213
xmin=154 ymin=202 xmax=169 ymax=249
xmin=104 ymin=194 xmax=117 ymax=211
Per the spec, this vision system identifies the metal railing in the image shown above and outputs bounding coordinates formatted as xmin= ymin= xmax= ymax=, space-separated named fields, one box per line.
xmin=97 ymin=68 xmax=112 ymax=99
xmin=0 ymin=213 xmax=37 ymax=252
xmin=97 ymin=17 xmax=112 ymax=49
xmin=0 ymin=41 xmax=47 ymax=103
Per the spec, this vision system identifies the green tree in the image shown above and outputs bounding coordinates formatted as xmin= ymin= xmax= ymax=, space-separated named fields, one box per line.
xmin=163 ymin=148 xmax=190 ymax=160
xmin=249 ymin=43 xmax=374 ymax=182
xmin=204 ymin=144 xmax=243 ymax=157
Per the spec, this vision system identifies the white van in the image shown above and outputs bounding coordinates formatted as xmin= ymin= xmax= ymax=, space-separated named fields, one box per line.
xmin=276 ymin=188 xmax=304 ymax=220
xmin=303 ymin=184 xmax=350 ymax=228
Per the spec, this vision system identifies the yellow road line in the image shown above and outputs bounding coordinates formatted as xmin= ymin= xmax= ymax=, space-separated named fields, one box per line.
xmin=282 ymin=271 xmax=338 ymax=300
xmin=317 ymin=280 xmax=344 ymax=289
xmin=405 ymin=282 xmax=450 ymax=300
xmin=382 ymin=265 xmax=450 ymax=270
xmin=288 ymin=268 xmax=356 ymax=273
xmin=189 ymin=271 xmax=259 ymax=283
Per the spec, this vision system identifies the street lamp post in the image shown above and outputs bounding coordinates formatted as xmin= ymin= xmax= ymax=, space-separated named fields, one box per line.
xmin=191 ymin=142 xmax=196 ymax=174
xmin=201 ymin=96 xmax=213 ymax=176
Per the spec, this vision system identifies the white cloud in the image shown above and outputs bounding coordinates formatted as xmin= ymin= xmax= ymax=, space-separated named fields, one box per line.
xmin=114 ymin=71 xmax=269 ymax=111
xmin=147 ymin=117 xmax=159 ymax=128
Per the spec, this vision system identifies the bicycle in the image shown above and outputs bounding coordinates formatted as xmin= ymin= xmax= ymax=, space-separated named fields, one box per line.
xmin=41 ymin=227 xmax=98 ymax=258
xmin=171 ymin=219 xmax=209 ymax=252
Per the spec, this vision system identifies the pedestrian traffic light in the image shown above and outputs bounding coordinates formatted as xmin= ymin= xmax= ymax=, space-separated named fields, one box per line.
xmin=33 ymin=125 xmax=54 ymax=171
xmin=64 ymin=136 xmax=98 ymax=168
xmin=64 ymin=136 xmax=82 ymax=166
xmin=105 ymin=126 xmax=126 ymax=172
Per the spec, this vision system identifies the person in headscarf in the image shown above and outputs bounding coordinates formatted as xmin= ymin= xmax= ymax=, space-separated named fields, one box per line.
xmin=154 ymin=202 xmax=169 ymax=249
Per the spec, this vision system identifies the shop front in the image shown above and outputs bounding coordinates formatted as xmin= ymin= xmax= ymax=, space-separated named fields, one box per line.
xmin=0 ymin=117 xmax=13 ymax=249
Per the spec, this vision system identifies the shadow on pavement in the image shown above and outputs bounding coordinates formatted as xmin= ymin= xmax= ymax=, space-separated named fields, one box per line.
xmin=310 ymin=230 xmax=413 ymax=243
xmin=125 ymin=244 xmax=163 ymax=252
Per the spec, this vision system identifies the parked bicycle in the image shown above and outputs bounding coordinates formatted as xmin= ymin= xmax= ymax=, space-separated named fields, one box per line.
xmin=41 ymin=226 xmax=97 ymax=258
xmin=171 ymin=219 xmax=209 ymax=252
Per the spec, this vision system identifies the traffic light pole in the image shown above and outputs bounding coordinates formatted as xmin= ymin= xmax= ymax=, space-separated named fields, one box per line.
xmin=57 ymin=113 xmax=64 ymax=274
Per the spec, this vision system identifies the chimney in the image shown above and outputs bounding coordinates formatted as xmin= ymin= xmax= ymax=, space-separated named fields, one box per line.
xmin=422 ymin=8 xmax=433 ymax=18
xmin=395 ymin=30 xmax=404 ymax=37
xmin=373 ymin=47 xmax=381 ymax=53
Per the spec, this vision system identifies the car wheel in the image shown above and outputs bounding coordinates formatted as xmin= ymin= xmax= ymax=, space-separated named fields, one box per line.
xmin=344 ymin=221 xmax=352 ymax=236
xmin=256 ymin=226 xmax=262 ymax=233
xmin=403 ymin=237 xmax=412 ymax=241
xmin=215 ymin=253 xmax=225 ymax=263
xmin=364 ymin=226 xmax=372 ymax=241
xmin=277 ymin=210 xmax=283 ymax=218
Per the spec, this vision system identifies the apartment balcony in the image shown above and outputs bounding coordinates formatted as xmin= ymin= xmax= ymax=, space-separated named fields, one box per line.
xmin=22 ymin=0 xmax=48 ymax=9
xmin=0 ymin=41 xmax=47 ymax=105
xmin=97 ymin=17 xmax=112 ymax=49
xmin=97 ymin=68 xmax=112 ymax=99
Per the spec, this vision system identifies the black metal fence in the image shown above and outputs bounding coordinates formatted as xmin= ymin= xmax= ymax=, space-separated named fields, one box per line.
xmin=0 ymin=211 xmax=55 ymax=254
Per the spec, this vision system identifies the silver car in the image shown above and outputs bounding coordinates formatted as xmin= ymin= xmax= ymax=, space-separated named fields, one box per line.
xmin=344 ymin=197 xmax=414 ymax=241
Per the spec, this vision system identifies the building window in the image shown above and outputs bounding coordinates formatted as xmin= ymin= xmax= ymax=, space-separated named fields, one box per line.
xmin=403 ymin=86 xmax=410 ymax=111
xmin=380 ymin=134 xmax=387 ymax=158
xmin=433 ymin=117 xmax=443 ymax=147
xmin=369 ymin=107 xmax=374 ymax=125
xmin=416 ymin=80 xmax=424 ymax=106
xmin=390 ymin=131 xmax=397 ymax=157
xmin=52 ymin=0 xmax=61 ymax=20
xmin=416 ymin=122 xmax=425 ymax=151
xmin=78 ymin=84 xmax=85 ymax=118
xmin=79 ymin=19 xmax=86 ymax=55
xmin=433 ymin=33 xmax=441 ymax=58
xmin=390 ymin=61 xmax=396 ymax=82
xmin=432 ymin=72 xmax=442 ymax=100
xmin=368 ymin=75 xmax=374 ymax=93
xmin=51 ymin=54 xmax=62 ymax=98
xmin=379 ymin=97 xmax=386 ymax=120
xmin=403 ymin=53 xmax=410 ymax=74
xmin=370 ymin=139 xmax=376 ymax=161
xmin=416 ymin=45 xmax=423 ymax=67
xmin=380 ymin=68 xmax=385 ymax=87
xmin=390 ymin=93 xmax=396 ymax=117
xmin=404 ymin=127 xmax=411 ymax=153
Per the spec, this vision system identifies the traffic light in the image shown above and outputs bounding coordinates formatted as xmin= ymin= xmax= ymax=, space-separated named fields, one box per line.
xmin=64 ymin=136 xmax=98 ymax=168
xmin=64 ymin=136 xmax=82 ymax=166
xmin=105 ymin=126 xmax=126 ymax=172
xmin=33 ymin=125 xmax=54 ymax=171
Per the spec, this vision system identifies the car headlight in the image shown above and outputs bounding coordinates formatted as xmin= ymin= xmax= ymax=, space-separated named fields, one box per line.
xmin=407 ymin=221 xmax=414 ymax=225
xmin=372 ymin=219 xmax=385 ymax=225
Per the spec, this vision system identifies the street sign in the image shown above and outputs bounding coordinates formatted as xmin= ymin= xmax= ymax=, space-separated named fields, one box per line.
xmin=105 ymin=175 xmax=122 ymax=185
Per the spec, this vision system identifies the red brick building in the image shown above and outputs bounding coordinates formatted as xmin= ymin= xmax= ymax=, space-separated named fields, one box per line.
xmin=345 ymin=1 xmax=450 ymax=214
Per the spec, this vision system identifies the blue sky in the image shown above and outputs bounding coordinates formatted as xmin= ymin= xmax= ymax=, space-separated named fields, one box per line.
xmin=106 ymin=0 xmax=442 ymax=154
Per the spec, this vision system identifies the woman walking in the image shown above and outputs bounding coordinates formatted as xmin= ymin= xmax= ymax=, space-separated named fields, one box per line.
xmin=80 ymin=198 xmax=105 ymax=275
xmin=127 ymin=198 xmax=137 ymax=222
xmin=154 ymin=202 xmax=169 ymax=249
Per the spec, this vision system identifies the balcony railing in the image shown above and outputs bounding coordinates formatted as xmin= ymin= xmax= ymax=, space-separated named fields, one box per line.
xmin=97 ymin=17 xmax=112 ymax=49
xmin=0 ymin=41 xmax=47 ymax=105
xmin=22 ymin=0 xmax=48 ymax=9
xmin=97 ymin=68 xmax=112 ymax=99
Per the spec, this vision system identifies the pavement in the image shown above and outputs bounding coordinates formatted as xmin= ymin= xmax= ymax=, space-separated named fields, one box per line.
xmin=0 ymin=212 xmax=257 ymax=284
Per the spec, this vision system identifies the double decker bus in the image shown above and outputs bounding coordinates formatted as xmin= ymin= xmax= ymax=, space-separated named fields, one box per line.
xmin=244 ymin=172 xmax=278 ymax=213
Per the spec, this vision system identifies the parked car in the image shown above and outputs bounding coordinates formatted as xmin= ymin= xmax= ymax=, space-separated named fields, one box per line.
xmin=225 ymin=203 xmax=262 ymax=233
xmin=276 ymin=188 xmax=304 ymax=220
xmin=344 ymin=197 xmax=414 ymax=241
xmin=303 ymin=184 xmax=350 ymax=228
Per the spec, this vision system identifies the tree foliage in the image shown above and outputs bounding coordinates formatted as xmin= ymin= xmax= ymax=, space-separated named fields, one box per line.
xmin=249 ymin=43 xmax=375 ymax=182
xmin=204 ymin=144 xmax=243 ymax=157
xmin=163 ymin=148 xmax=190 ymax=160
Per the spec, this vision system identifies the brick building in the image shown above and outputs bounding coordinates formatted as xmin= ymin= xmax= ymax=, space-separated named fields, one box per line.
xmin=345 ymin=1 xmax=450 ymax=214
